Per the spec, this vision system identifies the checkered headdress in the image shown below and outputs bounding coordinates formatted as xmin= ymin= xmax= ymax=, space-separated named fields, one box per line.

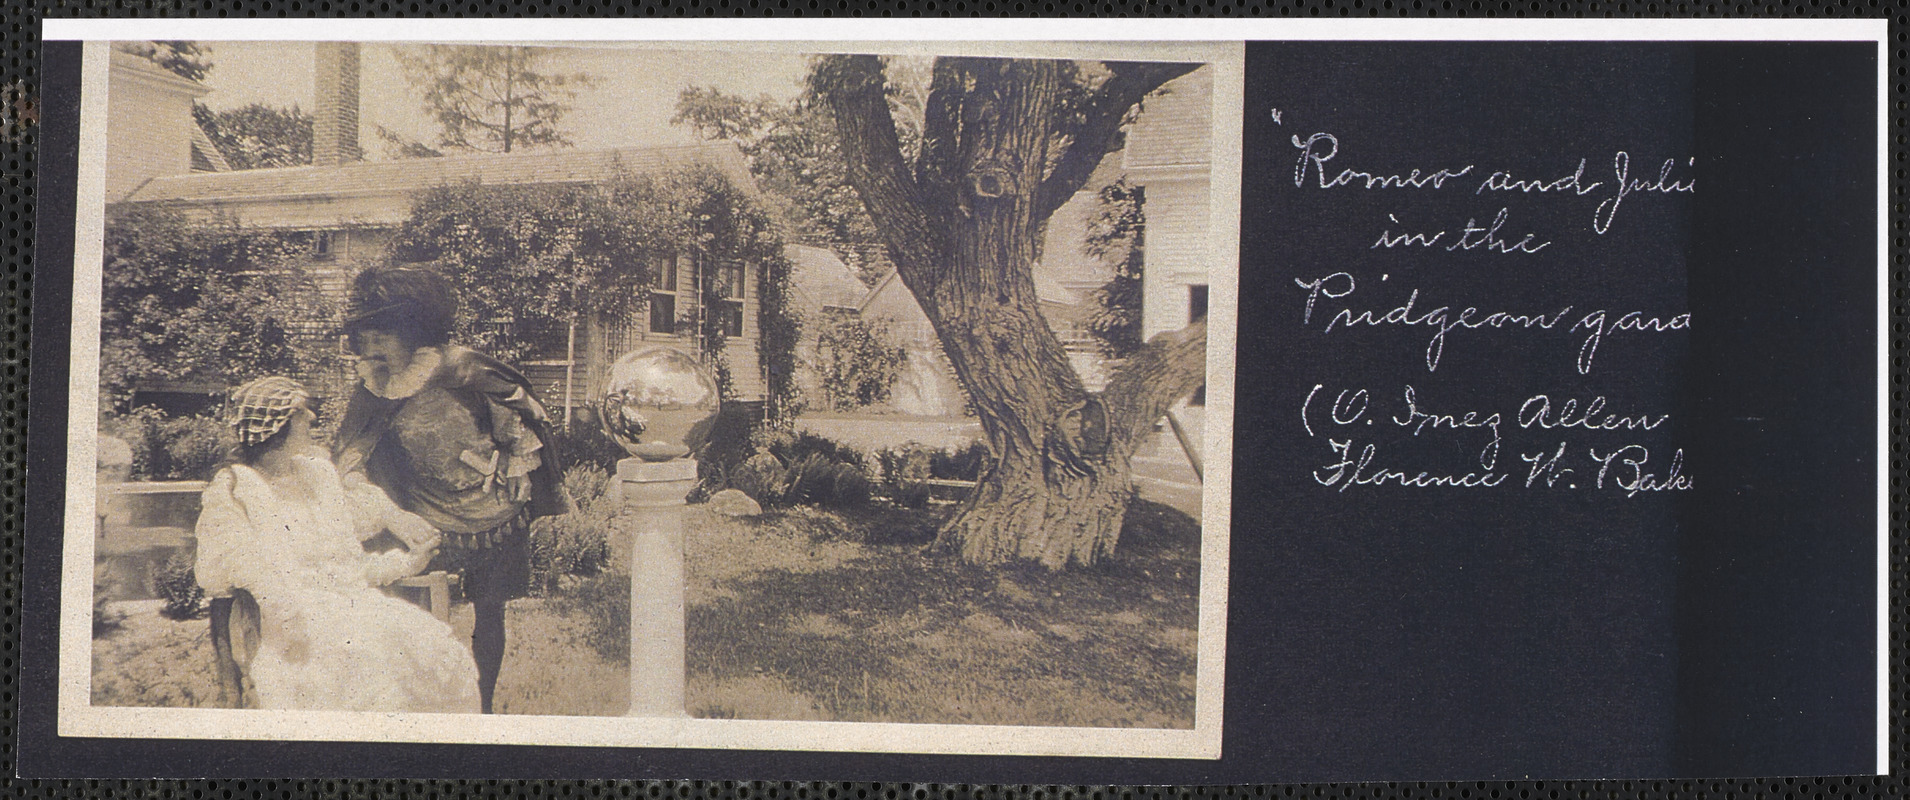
xmin=227 ymin=376 xmax=311 ymax=447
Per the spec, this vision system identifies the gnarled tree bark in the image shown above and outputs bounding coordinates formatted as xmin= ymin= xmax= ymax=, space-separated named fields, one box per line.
xmin=814 ymin=54 xmax=1206 ymax=568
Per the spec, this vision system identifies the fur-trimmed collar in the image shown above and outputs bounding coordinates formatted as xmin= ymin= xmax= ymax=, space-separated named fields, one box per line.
xmin=358 ymin=346 xmax=444 ymax=400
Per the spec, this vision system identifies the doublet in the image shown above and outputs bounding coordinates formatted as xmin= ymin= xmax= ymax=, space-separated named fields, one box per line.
xmin=333 ymin=345 xmax=571 ymax=538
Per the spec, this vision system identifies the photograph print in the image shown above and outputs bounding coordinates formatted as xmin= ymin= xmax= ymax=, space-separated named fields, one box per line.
xmin=61 ymin=35 xmax=1233 ymax=758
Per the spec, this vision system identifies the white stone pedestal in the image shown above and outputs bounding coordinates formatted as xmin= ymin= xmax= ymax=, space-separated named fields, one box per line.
xmin=615 ymin=456 xmax=698 ymax=718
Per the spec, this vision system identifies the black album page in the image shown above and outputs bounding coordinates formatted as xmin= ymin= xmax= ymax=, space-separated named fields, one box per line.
xmin=19 ymin=21 xmax=1885 ymax=783
xmin=1237 ymin=40 xmax=1879 ymax=779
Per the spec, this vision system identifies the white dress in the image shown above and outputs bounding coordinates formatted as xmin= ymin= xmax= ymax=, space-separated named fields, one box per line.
xmin=194 ymin=454 xmax=482 ymax=713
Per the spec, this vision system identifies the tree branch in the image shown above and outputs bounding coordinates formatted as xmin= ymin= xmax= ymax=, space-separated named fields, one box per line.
xmin=916 ymin=58 xmax=969 ymax=213
xmin=1034 ymin=61 xmax=1202 ymax=221
xmin=1101 ymin=316 xmax=1209 ymax=459
xmin=811 ymin=55 xmax=947 ymax=289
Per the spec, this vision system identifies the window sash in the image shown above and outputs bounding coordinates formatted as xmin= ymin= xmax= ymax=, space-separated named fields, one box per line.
xmin=715 ymin=260 xmax=746 ymax=300
xmin=653 ymin=253 xmax=679 ymax=292
xmin=648 ymin=292 xmax=677 ymax=334
xmin=311 ymin=230 xmax=335 ymax=260
xmin=717 ymin=300 xmax=743 ymax=337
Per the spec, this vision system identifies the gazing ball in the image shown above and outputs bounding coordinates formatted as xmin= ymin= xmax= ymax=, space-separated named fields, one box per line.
xmin=599 ymin=346 xmax=721 ymax=462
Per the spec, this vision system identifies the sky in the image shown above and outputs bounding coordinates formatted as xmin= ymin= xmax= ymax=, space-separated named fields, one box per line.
xmin=194 ymin=42 xmax=816 ymax=160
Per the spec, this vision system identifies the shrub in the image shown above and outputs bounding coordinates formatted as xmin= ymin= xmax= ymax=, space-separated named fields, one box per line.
xmin=928 ymin=440 xmax=991 ymax=482
xmin=157 ymin=413 xmax=233 ymax=481
xmin=719 ymin=430 xmax=874 ymax=510
xmin=528 ymin=464 xmax=617 ymax=595
xmin=874 ymin=441 xmax=991 ymax=506
xmin=102 ymin=408 xmax=234 ymax=481
xmin=764 ymin=430 xmax=868 ymax=471
xmin=99 ymin=406 xmax=166 ymax=480
xmin=686 ymin=462 xmax=726 ymax=506
xmin=729 ymin=449 xmax=788 ymax=506
xmin=813 ymin=311 xmax=907 ymax=411
xmin=779 ymin=453 xmax=830 ymax=506
xmin=548 ymin=409 xmax=631 ymax=475
xmin=876 ymin=446 xmax=935 ymax=508
xmin=100 ymin=205 xmax=338 ymax=412
xmin=876 ymin=446 xmax=929 ymax=482
xmin=780 ymin=452 xmax=871 ymax=509
xmin=154 ymin=551 xmax=205 ymax=620
xmin=93 ymin=562 xmax=125 ymax=637
xmin=889 ymin=480 xmax=933 ymax=509
xmin=695 ymin=401 xmax=763 ymax=493
xmin=830 ymin=465 xmax=872 ymax=507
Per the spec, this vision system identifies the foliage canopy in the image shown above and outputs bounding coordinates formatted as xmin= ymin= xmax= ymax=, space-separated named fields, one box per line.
xmin=673 ymin=65 xmax=931 ymax=286
xmin=99 ymin=205 xmax=337 ymax=410
xmin=193 ymin=102 xmax=313 ymax=170
xmin=114 ymin=41 xmax=213 ymax=82
xmin=1082 ymin=178 xmax=1146 ymax=358
xmin=395 ymin=45 xmax=596 ymax=155
xmin=387 ymin=165 xmax=801 ymax=416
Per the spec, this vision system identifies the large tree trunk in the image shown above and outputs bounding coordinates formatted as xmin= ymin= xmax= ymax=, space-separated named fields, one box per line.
xmin=941 ymin=447 xmax=1134 ymax=566
xmin=935 ymin=309 xmax=1207 ymax=568
xmin=816 ymin=55 xmax=1206 ymax=568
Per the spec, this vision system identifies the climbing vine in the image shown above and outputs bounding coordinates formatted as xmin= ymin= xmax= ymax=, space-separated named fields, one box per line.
xmin=755 ymin=249 xmax=802 ymax=423
xmin=391 ymin=162 xmax=802 ymax=420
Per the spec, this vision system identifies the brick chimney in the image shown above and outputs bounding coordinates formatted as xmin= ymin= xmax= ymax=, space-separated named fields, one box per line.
xmin=313 ymin=42 xmax=361 ymax=167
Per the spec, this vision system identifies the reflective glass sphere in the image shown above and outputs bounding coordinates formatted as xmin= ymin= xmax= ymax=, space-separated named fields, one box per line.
xmin=599 ymin=346 xmax=722 ymax=462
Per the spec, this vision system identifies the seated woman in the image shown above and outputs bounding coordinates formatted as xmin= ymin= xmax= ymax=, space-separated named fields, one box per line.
xmin=194 ymin=376 xmax=481 ymax=713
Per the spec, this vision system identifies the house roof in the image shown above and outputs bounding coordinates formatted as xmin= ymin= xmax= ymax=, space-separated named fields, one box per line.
xmin=857 ymin=269 xmax=905 ymax=315
xmin=110 ymin=49 xmax=212 ymax=97
xmin=120 ymin=142 xmax=756 ymax=207
xmin=1123 ymin=66 xmax=1212 ymax=171
xmin=1083 ymin=155 xmax=1126 ymax=195
xmin=858 ymin=267 xmax=1076 ymax=317
xmin=188 ymin=122 xmax=232 ymax=173
xmin=785 ymin=244 xmax=869 ymax=312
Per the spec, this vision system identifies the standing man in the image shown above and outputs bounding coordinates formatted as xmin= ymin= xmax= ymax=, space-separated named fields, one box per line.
xmin=332 ymin=263 xmax=571 ymax=713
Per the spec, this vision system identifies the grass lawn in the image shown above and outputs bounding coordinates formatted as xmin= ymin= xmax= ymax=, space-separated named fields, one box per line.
xmin=93 ymin=498 xmax=1202 ymax=729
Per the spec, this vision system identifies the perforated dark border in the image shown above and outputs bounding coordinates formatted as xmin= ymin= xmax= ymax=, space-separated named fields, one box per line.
xmin=3 ymin=4 xmax=1900 ymax=797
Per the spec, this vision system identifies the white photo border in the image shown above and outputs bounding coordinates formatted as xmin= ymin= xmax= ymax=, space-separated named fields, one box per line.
xmin=51 ymin=28 xmax=1242 ymax=760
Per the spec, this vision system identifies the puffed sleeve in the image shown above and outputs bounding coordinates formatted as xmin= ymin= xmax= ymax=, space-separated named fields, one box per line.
xmin=338 ymin=469 xmax=436 ymax=586
xmin=193 ymin=469 xmax=260 ymax=596
xmin=361 ymin=546 xmax=429 ymax=587
xmin=341 ymin=470 xmax=404 ymax=541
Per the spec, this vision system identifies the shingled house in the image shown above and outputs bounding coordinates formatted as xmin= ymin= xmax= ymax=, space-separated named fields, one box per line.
xmin=107 ymin=43 xmax=771 ymax=412
xmin=104 ymin=46 xmax=232 ymax=203
xmin=1123 ymin=65 xmax=1213 ymax=343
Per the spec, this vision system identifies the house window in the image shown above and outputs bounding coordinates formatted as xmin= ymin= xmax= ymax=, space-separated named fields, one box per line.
xmin=715 ymin=301 xmax=744 ymax=337
xmin=649 ymin=254 xmax=679 ymax=335
xmin=652 ymin=253 xmax=679 ymax=292
xmin=710 ymin=259 xmax=745 ymax=337
xmin=311 ymin=230 xmax=336 ymax=261
xmin=649 ymin=293 xmax=677 ymax=335
xmin=715 ymin=260 xmax=746 ymax=301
